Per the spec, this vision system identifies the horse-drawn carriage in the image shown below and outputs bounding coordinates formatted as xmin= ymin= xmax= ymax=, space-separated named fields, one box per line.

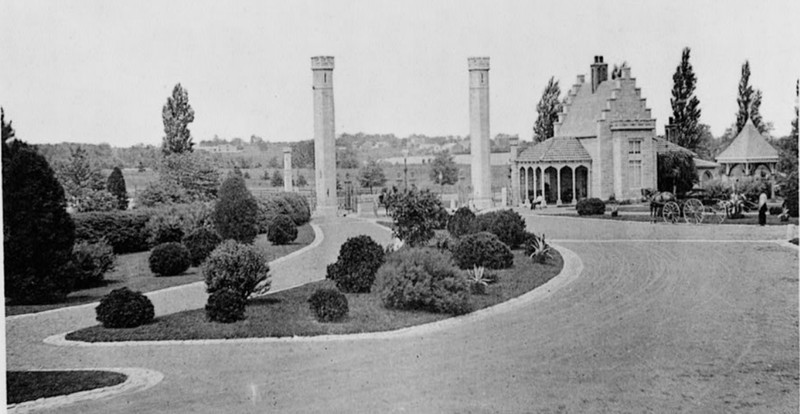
xmin=643 ymin=188 xmax=738 ymax=224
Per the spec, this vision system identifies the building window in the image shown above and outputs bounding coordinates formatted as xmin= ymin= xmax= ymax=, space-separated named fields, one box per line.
xmin=628 ymin=139 xmax=641 ymax=155
xmin=628 ymin=160 xmax=642 ymax=188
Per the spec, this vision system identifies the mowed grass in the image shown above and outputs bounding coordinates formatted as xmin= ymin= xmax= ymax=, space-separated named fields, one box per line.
xmin=6 ymin=370 xmax=128 ymax=404
xmin=66 ymin=249 xmax=563 ymax=342
xmin=557 ymin=211 xmax=799 ymax=226
xmin=5 ymin=224 xmax=315 ymax=316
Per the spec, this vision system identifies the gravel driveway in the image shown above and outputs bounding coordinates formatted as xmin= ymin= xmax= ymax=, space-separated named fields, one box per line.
xmin=6 ymin=213 xmax=798 ymax=413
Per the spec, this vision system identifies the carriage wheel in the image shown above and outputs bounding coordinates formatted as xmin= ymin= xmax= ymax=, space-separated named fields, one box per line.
xmin=683 ymin=199 xmax=704 ymax=224
xmin=662 ymin=201 xmax=680 ymax=224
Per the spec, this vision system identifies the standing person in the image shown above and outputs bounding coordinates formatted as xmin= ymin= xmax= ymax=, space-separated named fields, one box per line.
xmin=758 ymin=192 xmax=768 ymax=226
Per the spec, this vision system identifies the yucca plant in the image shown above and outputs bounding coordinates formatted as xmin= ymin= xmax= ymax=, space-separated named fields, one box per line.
xmin=466 ymin=265 xmax=491 ymax=295
xmin=525 ymin=233 xmax=552 ymax=264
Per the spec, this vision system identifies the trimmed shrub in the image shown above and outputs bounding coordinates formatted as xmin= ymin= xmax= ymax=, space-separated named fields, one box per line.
xmin=389 ymin=189 xmax=444 ymax=246
xmin=3 ymin=139 xmax=76 ymax=304
xmin=447 ymin=207 xmax=476 ymax=238
xmin=182 ymin=227 xmax=223 ymax=266
xmin=256 ymin=192 xmax=311 ymax=232
xmin=576 ymin=198 xmax=606 ymax=216
xmin=326 ymin=235 xmax=385 ymax=293
xmin=214 ymin=175 xmax=259 ymax=244
xmin=474 ymin=209 xmax=527 ymax=249
xmin=782 ymin=171 xmax=798 ymax=217
xmin=376 ymin=248 xmax=471 ymax=315
xmin=73 ymin=210 xmax=151 ymax=254
xmin=267 ymin=214 xmax=298 ymax=245
xmin=95 ymin=287 xmax=154 ymax=328
xmin=431 ymin=205 xmax=450 ymax=230
xmin=452 ymin=232 xmax=513 ymax=270
xmin=149 ymin=242 xmax=191 ymax=276
xmin=204 ymin=240 xmax=270 ymax=298
xmin=136 ymin=180 xmax=191 ymax=207
xmin=770 ymin=206 xmax=784 ymax=216
xmin=308 ymin=288 xmax=349 ymax=322
xmin=106 ymin=166 xmax=128 ymax=210
xmin=205 ymin=288 xmax=247 ymax=323
xmin=71 ymin=239 xmax=116 ymax=288
xmin=145 ymin=202 xmax=214 ymax=246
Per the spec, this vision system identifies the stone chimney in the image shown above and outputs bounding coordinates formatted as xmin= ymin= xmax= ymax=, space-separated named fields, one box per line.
xmin=509 ymin=136 xmax=519 ymax=161
xmin=590 ymin=55 xmax=608 ymax=93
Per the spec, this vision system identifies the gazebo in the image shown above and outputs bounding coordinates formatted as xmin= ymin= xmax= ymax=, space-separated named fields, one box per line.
xmin=716 ymin=119 xmax=779 ymax=179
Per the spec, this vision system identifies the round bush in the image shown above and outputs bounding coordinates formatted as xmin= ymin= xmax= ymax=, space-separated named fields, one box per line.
xmin=474 ymin=209 xmax=527 ymax=248
xmin=326 ymin=235 xmax=385 ymax=293
xmin=308 ymin=288 xmax=349 ymax=322
xmin=204 ymin=240 xmax=270 ymax=298
xmin=376 ymin=248 xmax=471 ymax=315
xmin=205 ymin=288 xmax=247 ymax=323
xmin=71 ymin=239 xmax=116 ymax=288
xmin=576 ymin=198 xmax=606 ymax=216
xmin=95 ymin=287 xmax=154 ymax=328
xmin=149 ymin=242 xmax=191 ymax=276
xmin=183 ymin=227 xmax=222 ymax=266
xmin=267 ymin=214 xmax=298 ymax=245
xmin=452 ymin=232 xmax=513 ymax=270
xmin=447 ymin=207 xmax=476 ymax=238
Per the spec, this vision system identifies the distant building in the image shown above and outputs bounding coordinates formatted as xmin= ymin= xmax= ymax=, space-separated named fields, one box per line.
xmin=196 ymin=143 xmax=243 ymax=153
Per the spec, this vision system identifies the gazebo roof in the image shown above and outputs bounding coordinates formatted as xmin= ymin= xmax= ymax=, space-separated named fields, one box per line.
xmin=716 ymin=120 xmax=779 ymax=163
xmin=517 ymin=136 xmax=592 ymax=163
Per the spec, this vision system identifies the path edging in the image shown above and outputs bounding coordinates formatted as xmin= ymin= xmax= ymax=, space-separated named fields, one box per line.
xmin=7 ymin=367 xmax=163 ymax=414
xmin=44 ymin=244 xmax=582 ymax=346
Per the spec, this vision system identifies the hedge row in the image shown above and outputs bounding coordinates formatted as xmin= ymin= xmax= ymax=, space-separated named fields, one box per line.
xmin=256 ymin=192 xmax=311 ymax=232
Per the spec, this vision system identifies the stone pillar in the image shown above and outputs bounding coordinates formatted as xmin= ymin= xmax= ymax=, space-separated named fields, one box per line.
xmin=509 ymin=137 xmax=519 ymax=206
xmin=556 ymin=168 xmax=562 ymax=205
xmin=283 ymin=147 xmax=293 ymax=192
xmin=312 ymin=56 xmax=337 ymax=216
xmin=468 ymin=57 xmax=492 ymax=208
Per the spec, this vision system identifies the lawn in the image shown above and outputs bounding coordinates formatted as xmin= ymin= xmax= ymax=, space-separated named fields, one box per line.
xmin=6 ymin=370 xmax=128 ymax=404
xmin=558 ymin=212 xmax=799 ymax=226
xmin=66 ymin=249 xmax=563 ymax=342
xmin=5 ymin=223 xmax=315 ymax=316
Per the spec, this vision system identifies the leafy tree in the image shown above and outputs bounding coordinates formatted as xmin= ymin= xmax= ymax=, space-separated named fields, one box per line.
xmin=429 ymin=151 xmax=459 ymax=186
xmin=55 ymin=146 xmax=106 ymax=200
xmin=735 ymin=61 xmax=754 ymax=135
xmin=657 ymin=151 xmax=698 ymax=194
xmin=669 ymin=47 xmax=703 ymax=152
xmin=389 ymin=189 xmax=444 ymax=247
xmin=158 ymin=152 xmax=220 ymax=200
xmin=271 ymin=170 xmax=284 ymax=187
xmin=296 ymin=174 xmax=308 ymax=187
xmin=292 ymin=140 xmax=315 ymax=168
xmin=1 ymin=108 xmax=13 ymax=141
xmin=213 ymin=175 xmax=259 ymax=244
xmin=162 ymin=83 xmax=195 ymax=155
xmin=776 ymin=79 xmax=799 ymax=175
xmin=358 ymin=159 xmax=386 ymax=193
xmin=337 ymin=146 xmax=360 ymax=169
xmin=610 ymin=61 xmax=629 ymax=80
xmin=532 ymin=77 xmax=562 ymax=142
xmin=106 ymin=167 xmax=128 ymax=210
xmin=266 ymin=156 xmax=280 ymax=169
xmin=3 ymin=112 xmax=76 ymax=304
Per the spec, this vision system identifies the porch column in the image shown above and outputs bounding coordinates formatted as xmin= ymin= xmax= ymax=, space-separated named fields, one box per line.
xmin=556 ymin=167 xmax=562 ymax=205
xmin=532 ymin=165 xmax=537 ymax=201
xmin=571 ymin=165 xmax=576 ymax=204
xmin=524 ymin=167 xmax=530 ymax=203
xmin=540 ymin=168 xmax=545 ymax=203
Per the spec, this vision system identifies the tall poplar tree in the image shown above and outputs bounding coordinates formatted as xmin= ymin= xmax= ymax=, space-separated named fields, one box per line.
xmin=669 ymin=47 xmax=703 ymax=152
xmin=532 ymin=77 xmax=562 ymax=143
xmin=162 ymin=83 xmax=195 ymax=155
xmin=735 ymin=61 xmax=754 ymax=135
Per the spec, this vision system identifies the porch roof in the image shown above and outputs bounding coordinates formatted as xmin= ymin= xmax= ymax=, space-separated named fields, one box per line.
xmin=516 ymin=136 xmax=592 ymax=163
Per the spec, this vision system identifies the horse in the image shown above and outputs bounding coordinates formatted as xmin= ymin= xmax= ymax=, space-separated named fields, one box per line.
xmin=641 ymin=188 xmax=676 ymax=221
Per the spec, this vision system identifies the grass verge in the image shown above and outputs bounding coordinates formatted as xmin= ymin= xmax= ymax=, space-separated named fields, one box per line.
xmin=6 ymin=370 xmax=128 ymax=404
xmin=5 ymin=223 xmax=315 ymax=316
xmin=66 ymin=249 xmax=563 ymax=341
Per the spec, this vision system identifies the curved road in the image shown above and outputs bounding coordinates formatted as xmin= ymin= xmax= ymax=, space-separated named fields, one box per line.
xmin=6 ymin=214 xmax=799 ymax=413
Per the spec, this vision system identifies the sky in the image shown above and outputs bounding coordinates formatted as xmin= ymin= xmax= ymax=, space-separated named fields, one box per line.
xmin=1 ymin=0 xmax=798 ymax=147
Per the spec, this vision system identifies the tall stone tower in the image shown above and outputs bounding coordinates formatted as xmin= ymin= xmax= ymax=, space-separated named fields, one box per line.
xmin=283 ymin=147 xmax=293 ymax=192
xmin=311 ymin=56 xmax=337 ymax=215
xmin=468 ymin=57 xmax=492 ymax=207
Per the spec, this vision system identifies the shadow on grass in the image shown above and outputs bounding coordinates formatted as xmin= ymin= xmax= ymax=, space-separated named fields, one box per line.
xmin=6 ymin=370 xmax=128 ymax=404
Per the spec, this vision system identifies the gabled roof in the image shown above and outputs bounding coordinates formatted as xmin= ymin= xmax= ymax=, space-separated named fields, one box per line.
xmin=716 ymin=120 xmax=779 ymax=162
xmin=516 ymin=136 xmax=591 ymax=163
xmin=556 ymin=82 xmax=615 ymax=138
